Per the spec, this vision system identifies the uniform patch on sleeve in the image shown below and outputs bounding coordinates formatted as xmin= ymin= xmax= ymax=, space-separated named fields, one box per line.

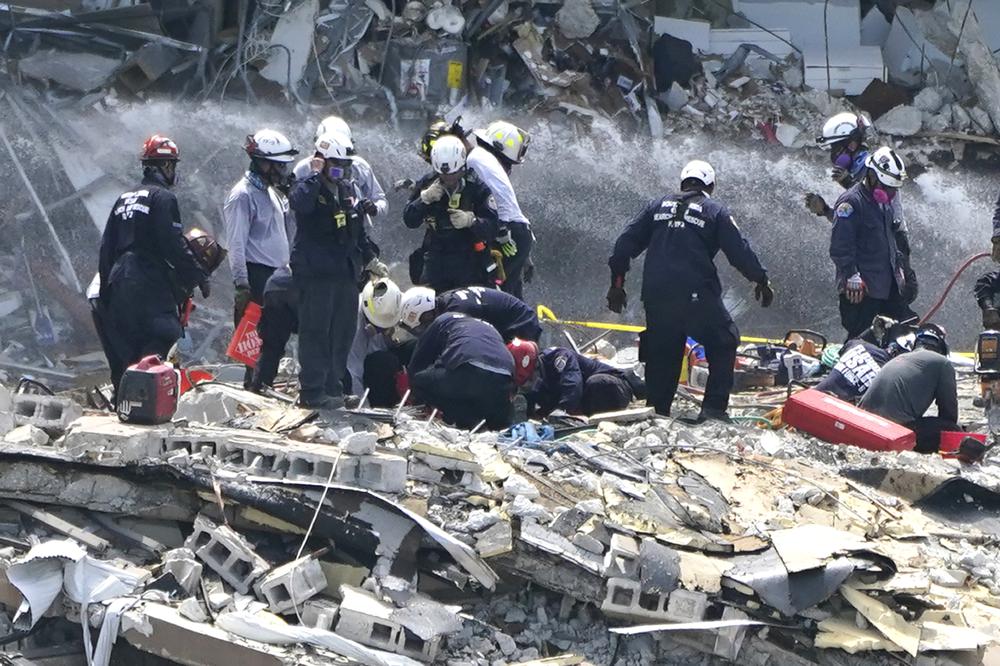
xmin=554 ymin=355 xmax=568 ymax=372
xmin=835 ymin=203 xmax=854 ymax=218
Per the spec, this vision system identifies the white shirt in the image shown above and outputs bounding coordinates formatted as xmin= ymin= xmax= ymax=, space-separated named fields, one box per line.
xmin=466 ymin=146 xmax=529 ymax=225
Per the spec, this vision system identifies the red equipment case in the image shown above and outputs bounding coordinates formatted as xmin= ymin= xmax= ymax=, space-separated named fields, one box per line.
xmin=117 ymin=355 xmax=178 ymax=425
xmin=783 ymin=388 xmax=915 ymax=452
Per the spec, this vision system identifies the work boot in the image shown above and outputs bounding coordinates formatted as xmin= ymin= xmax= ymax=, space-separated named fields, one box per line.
xmin=680 ymin=408 xmax=731 ymax=425
xmin=296 ymin=395 xmax=336 ymax=410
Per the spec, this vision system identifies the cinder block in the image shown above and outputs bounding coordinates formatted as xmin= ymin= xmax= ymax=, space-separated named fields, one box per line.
xmin=162 ymin=547 xmax=203 ymax=595
xmin=162 ymin=434 xmax=223 ymax=459
xmin=218 ymin=438 xmax=290 ymax=478
xmin=601 ymin=577 xmax=671 ymax=622
xmin=335 ymin=586 xmax=441 ymax=661
xmin=301 ymin=599 xmax=340 ymax=631
xmin=253 ymin=555 xmax=327 ymax=614
xmin=185 ymin=515 xmax=269 ymax=594
xmin=666 ymin=588 xmax=708 ymax=622
xmin=283 ymin=444 xmax=340 ymax=482
xmin=603 ymin=533 xmax=640 ymax=578
xmin=342 ymin=431 xmax=377 ymax=455
xmin=12 ymin=394 xmax=83 ymax=434
xmin=357 ymin=453 xmax=407 ymax=493
xmin=60 ymin=415 xmax=166 ymax=463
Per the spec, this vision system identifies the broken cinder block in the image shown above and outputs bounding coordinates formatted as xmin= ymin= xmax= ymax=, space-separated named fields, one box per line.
xmin=336 ymin=585 xmax=441 ymax=662
xmin=253 ymin=555 xmax=327 ymax=614
xmin=335 ymin=452 xmax=407 ymax=493
xmin=301 ymin=598 xmax=340 ymax=631
xmin=12 ymin=394 xmax=82 ymax=434
xmin=185 ymin=515 xmax=270 ymax=594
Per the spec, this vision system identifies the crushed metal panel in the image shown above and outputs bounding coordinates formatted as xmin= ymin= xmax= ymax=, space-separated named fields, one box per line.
xmin=259 ymin=0 xmax=320 ymax=89
xmin=17 ymin=50 xmax=120 ymax=92
xmin=724 ymin=548 xmax=855 ymax=616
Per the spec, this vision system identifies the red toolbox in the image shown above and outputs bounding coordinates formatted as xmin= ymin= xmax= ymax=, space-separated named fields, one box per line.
xmin=117 ymin=355 xmax=178 ymax=425
xmin=783 ymin=389 xmax=915 ymax=452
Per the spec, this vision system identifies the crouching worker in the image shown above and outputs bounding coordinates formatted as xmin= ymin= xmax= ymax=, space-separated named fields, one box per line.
xmin=347 ymin=278 xmax=412 ymax=408
xmin=859 ymin=325 xmax=958 ymax=453
xmin=407 ymin=312 xmax=514 ymax=429
xmin=250 ymin=266 xmax=297 ymax=392
xmin=398 ymin=285 xmax=541 ymax=343
xmin=511 ymin=342 xmax=642 ymax=417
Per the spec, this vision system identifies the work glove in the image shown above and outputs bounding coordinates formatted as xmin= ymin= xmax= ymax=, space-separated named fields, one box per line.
xmin=365 ymin=257 xmax=390 ymax=278
xmin=993 ymin=237 xmax=1000 ymax=263
xmin=496 ymin=226 xmax=518 ymax=257
xmin=523 ymin=258 xmax=535 ymax=284
xmin=420 ymin=181 xmax=446 ymax=205
xmin=844 ymin=273 xmax=866 ymax=305
xmin=234 ymin=285 xmax=252 ymax=322
xmin=754 ymin=279 xmax=774 ymax=308
xmin=804 ymin=193 xmax=831 ymax=218
xmin=831 ymin=166 xmax=851 ymax=187
xmin=607 ymin=276 xmax=627 ymax=314
xmin=394 ymin=178 xmax=415 ymax=192
xmin=449 ymin=209 xmax=475 ymax=229
xmin=984 ymin=308 xmax=1000 ymax=330
xmin=901 ymin=266 xmax=918 ymax=305
xmin=199 ymin=280 xmax=211 ymax=299
xmin=358 ymin=199 xmax=379 ymax=217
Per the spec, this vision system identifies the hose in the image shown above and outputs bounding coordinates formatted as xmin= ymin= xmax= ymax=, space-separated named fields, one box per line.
xmin=919 ymin=252 xmax=990 ymax=325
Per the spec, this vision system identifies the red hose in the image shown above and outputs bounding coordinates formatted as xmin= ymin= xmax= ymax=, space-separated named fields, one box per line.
xmin=919 ymin=252 xmax=991 ymax=325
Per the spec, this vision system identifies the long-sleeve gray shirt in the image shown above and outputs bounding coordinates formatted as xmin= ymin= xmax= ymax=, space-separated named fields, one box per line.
xmin=858 ymin=349 xmax=958 ymax=424
xmin=222 ymin=174 xmax=292 ymax=286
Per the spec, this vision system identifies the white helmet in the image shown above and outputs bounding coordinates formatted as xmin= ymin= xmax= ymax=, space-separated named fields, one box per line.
xmin=399 ymin=287 xmax=437 ymax=330
xmin=817 ymin=112 xmax=869 ymax=148
xmin=430 ymin=135 xmax=467 ymax=175
xmin=865 ymin=147 xmax=906 ymax=188
xmin=315 ymin=115 xmax=353 ymax=145
xmin=246 ymin=129 xmax=298 ymax=163
xmin=315 ymin=132 xmax=352 ymax=160
xmin=361 ymin=278 xmax=403 ymax=329
xmin=680 ymin=160 xmax=716 ymax=188
xmin=475 ymin=120 xmax=530 ymax=164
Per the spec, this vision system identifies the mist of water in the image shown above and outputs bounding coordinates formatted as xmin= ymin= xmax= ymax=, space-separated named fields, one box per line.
xmin=50 ymin=101 xmax=1000 ymax=353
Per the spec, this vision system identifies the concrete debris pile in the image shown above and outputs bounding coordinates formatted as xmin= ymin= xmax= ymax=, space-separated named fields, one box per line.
xmin=0 ymin=379 xmax=996 ymax=664
xmin=4 ymin=0 xmax=1000 ymax=146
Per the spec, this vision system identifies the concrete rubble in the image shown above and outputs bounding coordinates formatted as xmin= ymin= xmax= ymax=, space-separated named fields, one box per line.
xmin=0 ymin=362 xmax=991 ymax=664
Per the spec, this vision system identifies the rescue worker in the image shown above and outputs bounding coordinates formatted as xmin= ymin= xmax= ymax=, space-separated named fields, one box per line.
xmin=397 ymin=285 xmax=541 ymax=342
xmin=289 ymin=132 xmax=386 ymax=409
xmin=608 ymin=160 xmax=773 ymax=422
xmin=224 ymin=129 xmax=297 ymax=385
xmin=407 ymin=312 xmax=515 ymax=429
xmin=815 ymin=338 xmax=894 ymax=402
xmin=250 ymin=265 xmax=297 ymax=393
xmin=807 ymin=114 xmax=918 ymax=315
xmin=403 ymin=136 xmax=499 ymax=291
xmin=97 ymin=136 xmax=219 ymax=392
xmin=512 ymin=342 xmax=640 ymax=417
xmin=467 ymin=121 xmax=533 ymax=299
xmin=976 ymin=270 xmax=1000 ymax=329
xmin=293 ymin=116 xmax=387 ymax=225
xmin=829 ymin=146 xmax=913 ymax=340
xmin=859 ymin=324 xmax=958 ymax=454
xmin=992 ymin=191 xmax=1000 ymax=263
xmin=347 ymin=278 xmax=407 ymax=407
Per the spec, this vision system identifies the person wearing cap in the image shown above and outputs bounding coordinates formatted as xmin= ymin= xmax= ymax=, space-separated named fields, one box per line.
xmin=406 ymin=312 xmax=514 ymax=429
xmin=608 ymin=160 xmax=772 ymax=423
xmin=859 ymin=324 xmax=958 ymax=453
xmin=97 ymin=135 xmax=218 ymax=392
xmin=829 ymin=146 xmax=914 ymax=340
xmin=223 ymin=129 xmax=299 ymax=385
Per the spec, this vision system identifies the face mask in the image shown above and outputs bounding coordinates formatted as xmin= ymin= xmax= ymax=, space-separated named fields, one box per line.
xmin=326 ymin=165 xmax=351 ymax=181
xmin=872 ymin=186 xmax=895 ymax=205
xmin=833 ymin=151 xmax=853 ymax=169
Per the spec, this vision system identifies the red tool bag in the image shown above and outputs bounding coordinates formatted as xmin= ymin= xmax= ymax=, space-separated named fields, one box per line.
xmin=226 ymin=302 xmax=263 ymax=368
xmin=783 ymin=388 xmax=915 ymax=452
xmin=117 ymin=355 xmax=178 ymax=425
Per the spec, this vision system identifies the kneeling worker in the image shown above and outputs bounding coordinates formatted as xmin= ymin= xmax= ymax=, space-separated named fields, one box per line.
xmin=608 ymin=160 xmax=773 ymax=422
xmin=398 ymin=285 xmax=541 ymax=342
xmin=348 ymin=278 xmax=408 ymax=407
xmin=407 ymin=312 xmax=514 ymax=429
xmin=859 ymin=325 xmax=958 ymax=453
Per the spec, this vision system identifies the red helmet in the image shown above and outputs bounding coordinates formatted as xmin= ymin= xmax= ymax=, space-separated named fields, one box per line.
xmin=141 ymin=135 xmax=180 ymax=162
xmin=184 ymin=228 xmax=226 ymax=274
xmin=507 ymin=338 xmax=539 ymax=386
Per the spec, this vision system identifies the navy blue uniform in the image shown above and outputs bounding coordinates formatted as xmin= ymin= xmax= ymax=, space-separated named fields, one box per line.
xmin=408 ymin=312 xmax=514 ymax=429
xmin=815 ymin=340 xmax=891 ymax=402
xmin=609 ymin=190 xmax=767 ymax=415
xmin=829 ymin=183 xmax=911 ymax=339
xmin=993 ymin=191 xmax=1000 ymax=240
xmin=437 ymin=286 xmax=541 ymax=342
xmin=403 ymin=174 xmax=499 ymax=291
xmin=96 ymin=173 xmax=205 ymax=391
xmin=528 ymin=348 xmax=633 ymax=416
xmin=251 ymin=267 xmax=298 ymax=391
xmin=289 ymin=173 xmax=377 ymax=403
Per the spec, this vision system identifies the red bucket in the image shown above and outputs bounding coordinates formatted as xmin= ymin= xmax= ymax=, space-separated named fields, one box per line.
xmin=940 ymin=431 xmax=987 ymax=458
xmin=226 ymin=302 xmax=263 ymax=368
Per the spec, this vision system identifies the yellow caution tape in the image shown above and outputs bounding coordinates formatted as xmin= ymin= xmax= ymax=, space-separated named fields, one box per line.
xmin=536 ymin=305 xmax=783 ymax=344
